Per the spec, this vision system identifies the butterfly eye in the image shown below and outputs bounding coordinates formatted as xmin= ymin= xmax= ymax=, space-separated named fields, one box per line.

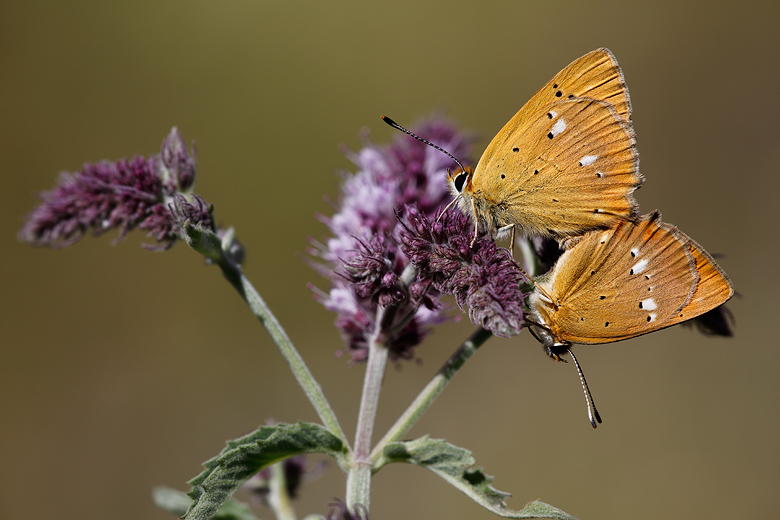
xmin=453 ymin=171 xmax=469 ymax=193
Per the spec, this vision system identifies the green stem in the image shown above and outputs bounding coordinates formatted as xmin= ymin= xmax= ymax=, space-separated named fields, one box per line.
xmin=268 ymin=461 xmax=297 ymax=520
xmin=217 ymin=255 xmax=349 ymax=447
xmin=346 ymin=305 xmax=391 ymax=511
xmin=345 ymin=264 xmax=417 ymax=510
xmin=370 ymin=327 xmax=493 ymax=463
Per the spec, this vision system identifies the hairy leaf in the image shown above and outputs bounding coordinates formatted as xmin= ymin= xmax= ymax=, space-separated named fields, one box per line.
xmin=153 ymin=487 xmax=259 ymax=520
xmin=186 ymin=422 xmax=348 ymax=520
xmin=378 ymin=436 xmax=575 ymax=519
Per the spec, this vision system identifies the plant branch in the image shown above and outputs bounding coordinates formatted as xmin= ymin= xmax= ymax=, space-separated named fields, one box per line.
xmin=370 ymin=326 xmax=493 ymax=463
xmin=215 ymin=251 xmax=349 ymax=446
xmin=345 ymin=313 xmax=390 ymax=511
xmin=345 ymin=263 xmax=418 ymax=510
xmin=268 ymin=461 xmax=297 ymax=520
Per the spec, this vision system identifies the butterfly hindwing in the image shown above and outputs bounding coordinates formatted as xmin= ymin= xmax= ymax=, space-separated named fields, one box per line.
xmin=551 ymin=215 xmax=695 ymax=343
xmin=674 ymin=233 xmax=734 ymax=322
xmin=533 ymin=213 xmax=732 ymax=345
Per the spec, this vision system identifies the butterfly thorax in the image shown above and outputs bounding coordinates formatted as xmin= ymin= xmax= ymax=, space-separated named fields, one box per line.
xmin=457 ymin=188 xmax=514 ymax=238
xmin=449 ymin=167 xmax=513 ymax=238
xmin=452 ymin=163 xmax=636 ymax=241
xmin=450 ymin=167 xmax=550 ymax=240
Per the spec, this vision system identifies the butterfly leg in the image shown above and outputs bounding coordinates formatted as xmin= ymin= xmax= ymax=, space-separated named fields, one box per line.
xmin=470 ymin=198 xmax=479 ymax=247
xmin=509 ymin=225 xmax=516 ymax=258
xmin=493 ymin=224 xmax=517 ymax=257
xmin=437 ymin=194 xmax=461 ymax=223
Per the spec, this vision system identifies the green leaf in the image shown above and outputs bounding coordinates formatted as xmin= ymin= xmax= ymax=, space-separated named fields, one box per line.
xmin=185 ymin=422 xmax=349 ymax=520
xmin=181 ymin=220 xmax=223 ymax=262
xmin=152 ymin=487 xmax=259 ymax=520
xmin=377 ymin=436 xmax=576 ymax=520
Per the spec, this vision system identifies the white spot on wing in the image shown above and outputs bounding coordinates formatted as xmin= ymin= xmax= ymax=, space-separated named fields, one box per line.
xmin=631 ymin=259 xmax=649 ymax=274
xmin=550 ymin=119 xmax=567 ymax=137
xmin=648 ymin=313 xmax=657 ymax=323
xmin=549 ymin=110 xmax=558 ymax=118
xmin=596 ymin=171 xmax=604 ymax=178
xmin=641 ymin=298 xmax=657 ymax=311
xmin=579 ymin=155 xmax=598 ymax=166
xmin=631 ymin=247 xmax=639 ymax=257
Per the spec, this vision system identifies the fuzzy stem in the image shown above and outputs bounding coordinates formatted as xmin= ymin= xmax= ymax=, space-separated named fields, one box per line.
xmin=346 ymin=318 xmax=390 ymax=511
xmin=216 ymin=255 xmax=349 ymax=447
xmin=370 ymin=327 xmax=493 ymax=463
xmin=268 ymin=461 xmax=297 ymax=520
xmin=345 ymin=263 xmax=418 ymax=510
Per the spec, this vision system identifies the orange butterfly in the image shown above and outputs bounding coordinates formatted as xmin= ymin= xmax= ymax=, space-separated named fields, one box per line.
xmin=447 ymin=48 xmax=643 ymax=246
xmin=527 ymin=212 xmax=733 ymax=426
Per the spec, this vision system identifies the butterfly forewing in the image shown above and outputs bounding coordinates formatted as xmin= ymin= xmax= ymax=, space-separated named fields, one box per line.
xmin=529 ymin=48 xmax=632 ymax=122
xmin=533 ymin=213 xmax=730 ymax=344
xmin=460 ymin=48 xmax=642 ymax=240
xmin=471 ymin=98 xmax=641 ymax=237
xmin=474 ymin=49 xmax=632 ymax=178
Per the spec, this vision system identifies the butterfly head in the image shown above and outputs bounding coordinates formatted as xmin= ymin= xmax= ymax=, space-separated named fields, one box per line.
xmin=445 ymin=166 xmax=488 ymax=244
xmin=446 ymin=166 xmax=474 ymax=197
xmin=527 ymin=282 xmax=568 ymax=359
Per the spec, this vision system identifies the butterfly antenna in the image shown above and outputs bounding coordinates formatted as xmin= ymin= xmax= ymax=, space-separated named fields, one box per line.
xmin=381 ymin=116 xmax=467 ymax=174
xmin=567 ymin=348 xmax=602 ymax=428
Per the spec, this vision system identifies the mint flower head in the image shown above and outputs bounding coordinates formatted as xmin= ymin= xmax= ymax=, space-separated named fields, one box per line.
xmin=19 ymin=128 xmax=209 ymax=250
xmin=312 ymin=116 xmax=532 ymax=362
xmin=310 ymin=117 xmax=474 ymax=363
xmin=398 ymin=205 xmax=530 ymax=338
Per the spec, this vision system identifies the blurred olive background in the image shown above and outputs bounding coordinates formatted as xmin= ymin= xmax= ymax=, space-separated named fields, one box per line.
xmin=2 ymin=1 xmax=778 ymax=519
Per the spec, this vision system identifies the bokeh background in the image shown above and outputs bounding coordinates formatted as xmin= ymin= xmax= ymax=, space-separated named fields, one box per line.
xmin=2 ymin=2 xmax=778 ymax=519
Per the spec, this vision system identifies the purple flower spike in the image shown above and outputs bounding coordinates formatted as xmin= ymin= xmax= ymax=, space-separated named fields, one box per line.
xmin=160 ymin=127 xmax=197 ymax=193
xmin=341 ymin=234 xmax=406 ymax=307
xmin=170 ymin=194 xmax=213 ymax=231
xmin=311 ymin=116 xmax=472 ymax=363
xmin=20 ymin=128 xmax=207 ymax=250
xmin=398 ymin=206 xmax=530 ymax=338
